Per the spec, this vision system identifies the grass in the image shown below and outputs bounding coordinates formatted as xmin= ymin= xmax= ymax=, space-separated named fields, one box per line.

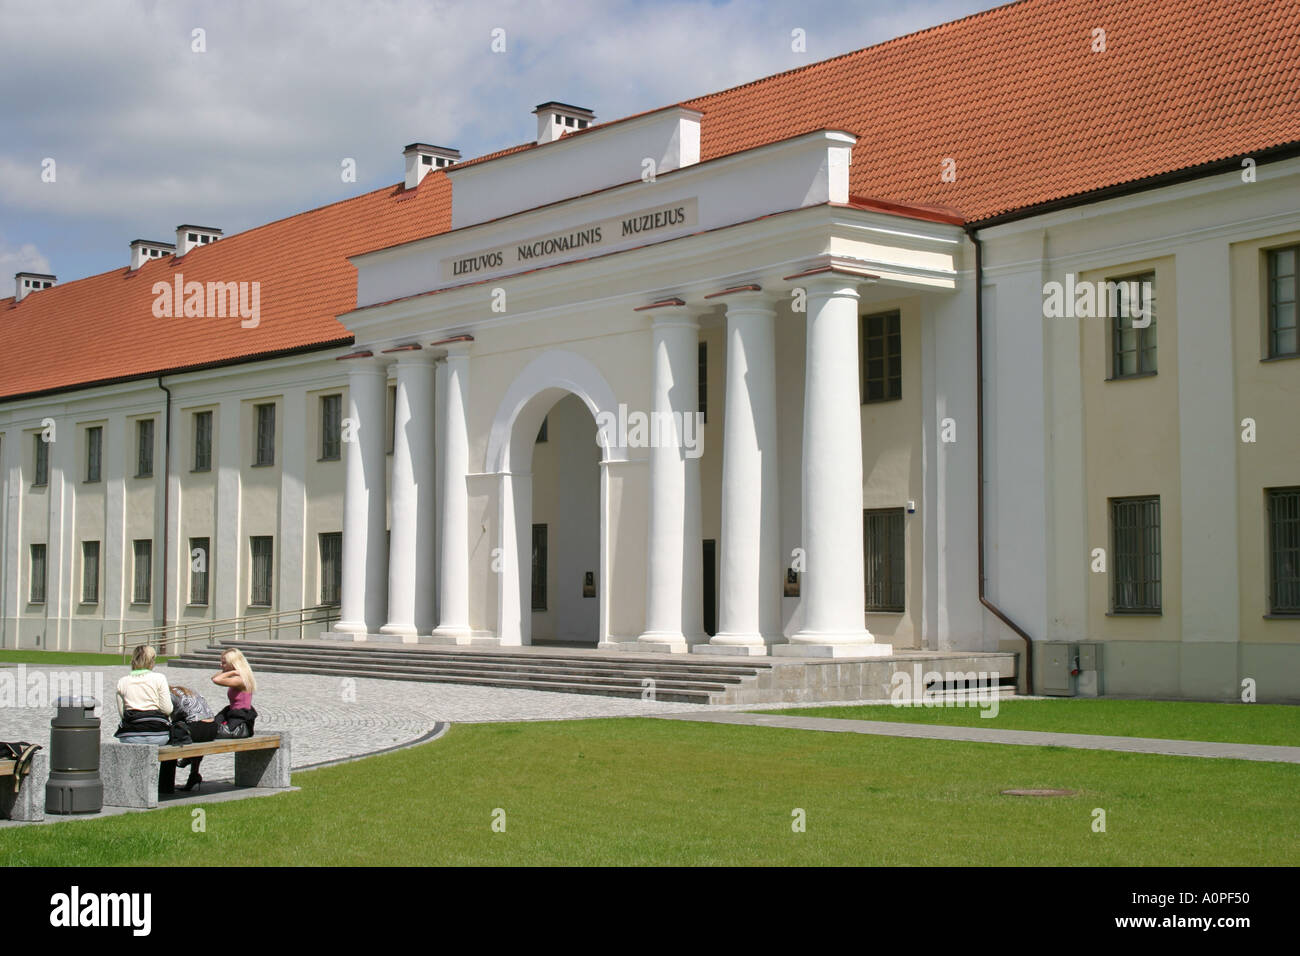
xmin=0 ymin=650 xmax=169 ymax=666
xmin=4 ymin=717 xmax=1296 ymax=866
xmin=761 ymin=698 xmax=1300 ymax=747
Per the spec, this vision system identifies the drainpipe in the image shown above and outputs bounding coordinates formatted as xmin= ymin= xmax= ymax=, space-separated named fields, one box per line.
xmin=157 ymin=376 xmax=173 ymax=649
xmin=963 ymin=224 xmax=1035 ymax=694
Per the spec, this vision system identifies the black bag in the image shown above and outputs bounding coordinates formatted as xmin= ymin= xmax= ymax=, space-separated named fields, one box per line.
xmin=214 ymin=705 xmax=258 ymax=739
xmin=1 ymin=742 xmax=42 ymax=793
xmin=168 ymin=721 xmax=193 ymax=746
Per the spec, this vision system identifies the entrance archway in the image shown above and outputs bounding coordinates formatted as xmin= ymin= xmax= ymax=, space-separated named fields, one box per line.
xmin=485 ymin=350 xmax=626 ymax=647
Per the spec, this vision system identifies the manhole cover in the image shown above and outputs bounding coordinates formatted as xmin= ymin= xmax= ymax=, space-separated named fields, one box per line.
xmin=1000 ymin=788 xmax=1076 ymax=797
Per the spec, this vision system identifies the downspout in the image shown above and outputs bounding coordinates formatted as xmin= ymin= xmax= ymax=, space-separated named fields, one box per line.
xmin=963 ymin=224 xmax=1035 ymax=694
xmin=157 ymin=376 xmax=173 ymax=647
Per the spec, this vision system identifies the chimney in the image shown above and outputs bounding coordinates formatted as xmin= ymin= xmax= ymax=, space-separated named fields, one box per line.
xmin=129 ymin=239 xmax=176 ymax=271
xmin=14 ymin=272 xmax=56 ymax=303
xmin=175 ymin=224 xmax=223 ymax=256
xmin=533 ymin=102 xmax=595 ymax=145
xmin=403 ymin=143 xmax=461 ymax=189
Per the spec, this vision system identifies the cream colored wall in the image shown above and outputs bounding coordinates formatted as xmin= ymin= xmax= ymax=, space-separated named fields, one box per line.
xmin=177 ymin=403 xmax=217 ymax=619
xmin=238 ymin=395 xmax=281 ymax=612
xmin=72 ymin=419 xmax=107 ymax=618
xmin=859 ymin=295 xmax=924 ymax=649
xmin=1079 ymin=256 xmax=1182 ymax=643
xmin=304 ymin=385 xmax=347 ymax=609
xmin=1232 ymin=229 xmax=1300 ymax=645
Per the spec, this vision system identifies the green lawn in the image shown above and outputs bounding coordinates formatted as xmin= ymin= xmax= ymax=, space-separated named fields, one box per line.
xmin=0 ymin=650 xmax=169 ymax=666
xmin=4 ymin=718 xmax=1296 ymax=866
xmin=763 ymin=698 xmax=1300 ymax=747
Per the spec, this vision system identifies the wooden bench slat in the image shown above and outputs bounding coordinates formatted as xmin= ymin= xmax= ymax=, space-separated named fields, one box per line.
xmin=157 ymin=734 xmax=281 ymax=761
xmin=0 ymin=759 xmax=14 ymax=775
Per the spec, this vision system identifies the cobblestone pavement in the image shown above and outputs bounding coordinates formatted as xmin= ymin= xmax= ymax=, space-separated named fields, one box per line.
xmin=1 ymin=663 xmax=706 ymax=781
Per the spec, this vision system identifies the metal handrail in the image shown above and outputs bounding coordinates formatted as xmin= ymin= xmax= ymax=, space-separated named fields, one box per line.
xmin=104 ymin=604 xmax=341 ymax=660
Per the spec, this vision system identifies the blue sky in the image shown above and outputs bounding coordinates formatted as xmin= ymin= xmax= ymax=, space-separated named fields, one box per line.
xmin=1 ymin=0 xmax=999 ymax=287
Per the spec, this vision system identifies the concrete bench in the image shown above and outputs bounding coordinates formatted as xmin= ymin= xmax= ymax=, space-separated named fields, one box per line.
xmin=103 ymin=732 xmax=291 ymax=809
xmin=0 ymin=751 xmax=50 ymax=822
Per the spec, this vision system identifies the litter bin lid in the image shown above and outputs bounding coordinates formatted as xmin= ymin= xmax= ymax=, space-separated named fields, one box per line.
xmin=55 ymin=695 xmax=98 ymax=710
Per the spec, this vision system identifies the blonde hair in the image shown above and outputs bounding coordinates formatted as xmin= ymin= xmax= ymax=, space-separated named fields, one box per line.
xmin=131 ymin=645 xmax=156 ymax=670
xmin=220 ymin=647 xmax=257 ymax=694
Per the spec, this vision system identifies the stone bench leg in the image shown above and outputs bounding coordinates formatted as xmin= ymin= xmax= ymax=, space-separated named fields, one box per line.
xmin=234 ymin=732 xmax=292 ymax=789
xmin=102 ymin=742 xmax=160 ymax=809
xmin=1 ymin=752 xmax=49 ymax=822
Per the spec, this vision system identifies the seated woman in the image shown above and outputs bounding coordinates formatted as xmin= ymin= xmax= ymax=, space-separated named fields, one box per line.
xmin=211 ymin=648 xmax=258 ymax=738
xmin=162 ymin=684 xmax=216 ymax=793
xmin=115 ymin=645 xmax=172 ymax=744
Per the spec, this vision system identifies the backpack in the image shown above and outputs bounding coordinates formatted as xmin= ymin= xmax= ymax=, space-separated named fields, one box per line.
xmin=0 ymin=742 xmax=42 ymax=793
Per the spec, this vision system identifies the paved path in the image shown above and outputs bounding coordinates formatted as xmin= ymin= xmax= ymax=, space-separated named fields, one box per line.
xmin=1 ymin=663 xmax=705 ymax=781
xmin=656 ymin=711 xmax=1300 ymax=763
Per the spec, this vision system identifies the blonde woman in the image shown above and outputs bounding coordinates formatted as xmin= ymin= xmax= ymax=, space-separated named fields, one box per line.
xmin=114 ymin=645 xmax=172 ymax=744
xmin=211 ymin=647 xmax=259 ymax=739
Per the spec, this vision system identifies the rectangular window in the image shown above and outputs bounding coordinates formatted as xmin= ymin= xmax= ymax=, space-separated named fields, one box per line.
xmin=189 ymin=537 xmax=210 ymax=606
xmin=1109 ymin=272 xmax=1157 ymax=378
xmin=320 ymin=394 xmax=342 ymax=461
xmin=250 ymin=536 xmax=274 ymax=606
xmin=386 ymin=385 xmax=397 ymax=455
xmin=862 ymin=311 xmax=902 ymax=403
xmin=29 ymin=544 xmax=46 ymax=604
xmin=531 ymin=524 xmax=548 ymax=611
xmin=86 ymin=426 xmax=102 ymax=482
xmin=193 ymin=410 xmax=213 ymax=472
xmin=82 ymin=541 xmax=100 ymax=604
xmin=864 ymin=508 xmax=906 ymax=611
xmin=136 ymin=419 xmax=154 ymax=477
xmin=1267 ymin=245 xmax=1298 ymax=358
xmin=1111 ymin=496 xmax=1162 ymax=612
xmin=254 ymin=403 xmax=276 ymax=466
xmin=319 ymin=532 xmax=343 ymax=605
xmin=132 ymin=539 xmax=152 ymax=604
xmin=1268 ymin=487 xmax=1300 ymax=614
xmin=698 ymin=341 xmax=708 ymax=423
xmin=33 ymin=434 xmax=48 ymax=486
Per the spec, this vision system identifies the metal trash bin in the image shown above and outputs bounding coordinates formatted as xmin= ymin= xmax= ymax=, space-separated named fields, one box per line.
xmin=45 ymin=696 xmax=103 ymax=814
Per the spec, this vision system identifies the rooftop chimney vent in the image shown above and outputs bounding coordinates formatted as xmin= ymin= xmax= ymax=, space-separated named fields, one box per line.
xmin=14 ymin=271 xmax=56 ymax=303
xmin=404 ymin=143 xmax=461 ymax=189
xmin=533 ymin=102 xmax=595 ymax=145
xmin=129 ymin=239 xmax=177 ymax=271
xmin=175 ymin=224 xmax=223 ymax=256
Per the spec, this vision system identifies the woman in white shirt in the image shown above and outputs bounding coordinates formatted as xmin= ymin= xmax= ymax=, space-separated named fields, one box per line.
xmin=114 ymin=645 xmax=173 ymax=744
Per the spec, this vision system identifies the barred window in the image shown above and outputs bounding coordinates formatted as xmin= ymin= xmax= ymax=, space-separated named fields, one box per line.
xmin=86 ymin=426 xmax=102 ymax=482
xmin=864 ymin=508 xmax=905 ymax=611
xmin=193 ymin=410 xmax=213 ymax=472
xmin=250 ymin=536 xmax=274 ymax=606
xmin=132 ymin=539 xmax=152 ymax=605
xmin=1267 ymin=246 xmax=1298 ymax=358
xmin=33 ymin=434 xmax=48 ymax=486
xmin=862 ymin=311 xmax=902 ymax=403
xmin=320 ymin=394 xmax=342 ymax=461
xmin=1109 ymin=273 xmax=1157 ymax=378
xmin=531 ymin=524 xmax=548 ymax=611
xmin=319 ymin=532 xmax=342 ymax=606
xmin=190 ymin=537 xmax=210 ymax=606
xmin=136 ymin=419 xmax=154 ymax=477
xmin=82 ymin=541 xmax=100 ymax=604
xmin=30 ymin=544 xmax=47 ymax=604
xmin=254 ymin=404 xmax=276 ymax=466
xmin=1268 ymin=487 xmax=1300 ymax=614
xmin=1111 ymin=496 xmax=1161 ymax=612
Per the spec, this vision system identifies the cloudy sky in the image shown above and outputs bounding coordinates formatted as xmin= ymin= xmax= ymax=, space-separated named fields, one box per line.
xmin=1 ymin=0 xmax=998 ymax=286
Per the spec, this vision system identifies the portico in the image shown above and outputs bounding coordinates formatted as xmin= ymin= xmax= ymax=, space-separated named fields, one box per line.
xmin=330 ymin=111 xmax=971 ymax=657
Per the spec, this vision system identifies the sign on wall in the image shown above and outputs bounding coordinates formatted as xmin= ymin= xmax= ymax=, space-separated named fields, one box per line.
xmin=441 ymin=198 xmax=698 ymax=282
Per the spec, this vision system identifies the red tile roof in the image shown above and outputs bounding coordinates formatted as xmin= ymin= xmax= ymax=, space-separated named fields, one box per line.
xmin=4 ymin=0 xmax=1297 ymax=401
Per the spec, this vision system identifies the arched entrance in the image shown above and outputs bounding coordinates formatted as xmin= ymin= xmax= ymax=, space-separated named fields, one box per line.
xmin=485 ymin=350 xmax=626 ymax=647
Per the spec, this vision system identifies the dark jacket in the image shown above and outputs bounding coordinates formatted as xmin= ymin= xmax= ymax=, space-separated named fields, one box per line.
xmin=215 ymin=705 xmax=258 ymax=738
xmin=115 ymin=708 xmax=171 ymax=738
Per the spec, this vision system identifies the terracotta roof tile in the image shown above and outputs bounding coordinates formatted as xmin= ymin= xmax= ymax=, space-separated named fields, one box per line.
xmin=5 ymin=0 xmax=1297 ymax=400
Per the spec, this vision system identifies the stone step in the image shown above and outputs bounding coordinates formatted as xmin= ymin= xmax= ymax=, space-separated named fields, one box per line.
xmin=170 ymin=651 xmax=737 ymax=691
xmin=167 ymin=657 xmax=715 ymax=704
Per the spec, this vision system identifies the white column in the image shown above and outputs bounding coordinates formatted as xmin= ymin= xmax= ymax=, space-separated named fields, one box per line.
xmin=705 ymin=290 xmax=780 ymax=654
xmin=381 ymin=350 xmax=437 ymax=639
xmin=637 ymin=304 xmax=702 ymax=653
xmin=335 ymin=357 xmax=388 ymax=636
xmin=431 ymin=341 xmax=472 ymax=643
xmin=781 ymin=274 xmax=892 ymax=657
